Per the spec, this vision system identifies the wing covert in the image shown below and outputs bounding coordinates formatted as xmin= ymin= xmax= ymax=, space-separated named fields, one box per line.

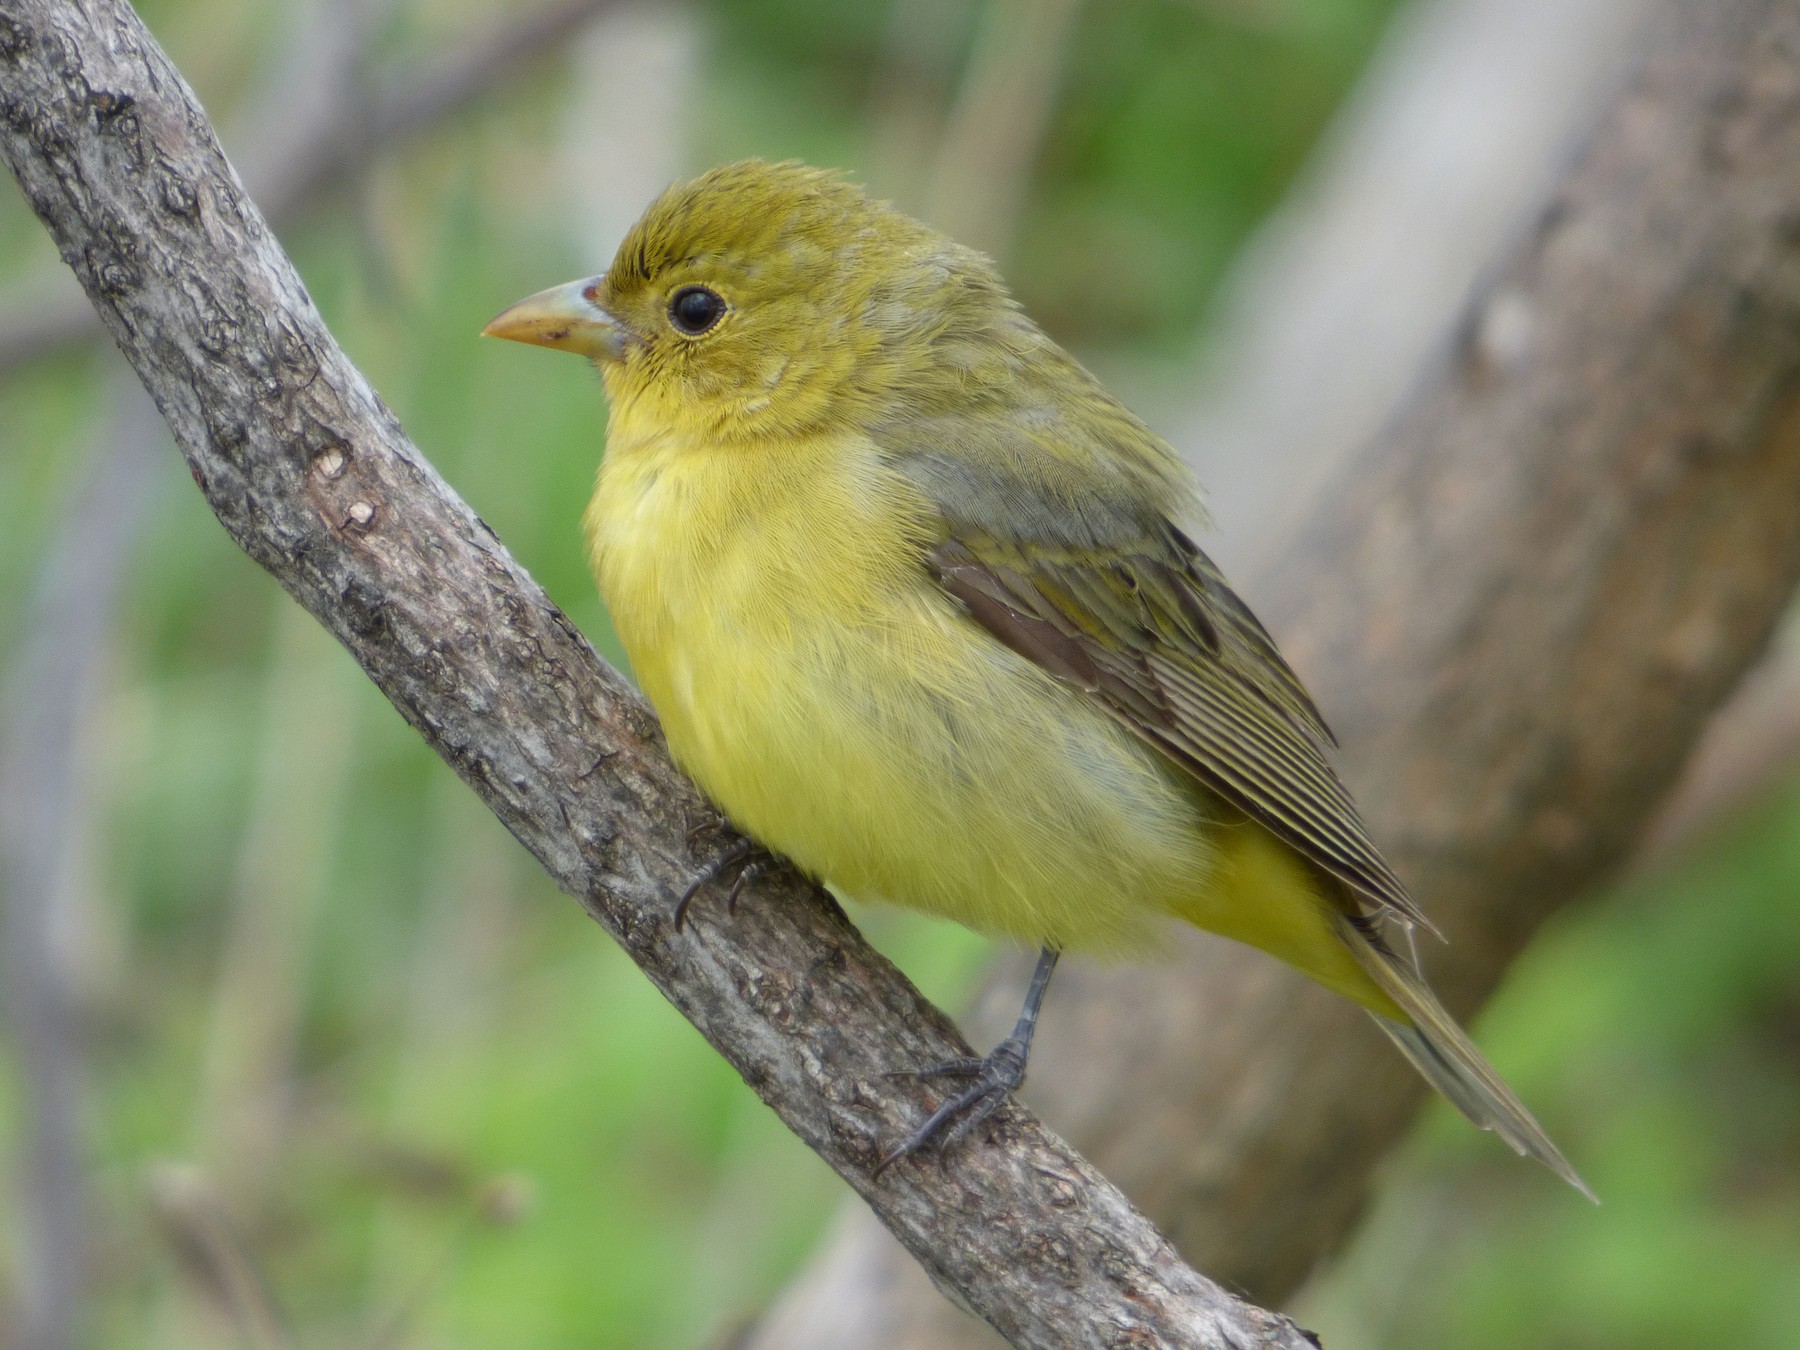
xmin=870 ymin=379 xmax=1431 ymax=933
xmin=926 ymin=529 xmax=1435 ymax=936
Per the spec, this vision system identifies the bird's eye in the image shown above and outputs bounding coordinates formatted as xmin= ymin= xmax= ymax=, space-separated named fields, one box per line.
xmin=668 ymin=285 xmax=727 ymax=336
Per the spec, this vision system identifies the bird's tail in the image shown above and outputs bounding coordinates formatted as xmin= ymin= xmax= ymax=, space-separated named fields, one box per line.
xmin=1332 ymin=913 xmax=1596 ymax=1201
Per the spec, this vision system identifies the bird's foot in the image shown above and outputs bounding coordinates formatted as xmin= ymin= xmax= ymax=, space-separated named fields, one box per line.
xmin=672 ymin=837 xmax=769 ymax=932
xmin=875 ymin=1034 xmax=1031 ymax=1176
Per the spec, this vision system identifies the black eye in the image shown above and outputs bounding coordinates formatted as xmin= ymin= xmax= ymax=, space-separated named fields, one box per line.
xmin=669 ymin=285 xmax=727 ymax=335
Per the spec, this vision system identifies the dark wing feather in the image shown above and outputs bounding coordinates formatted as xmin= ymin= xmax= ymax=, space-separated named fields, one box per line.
xmin=928 ymin=529 xmax=1436 ymax=936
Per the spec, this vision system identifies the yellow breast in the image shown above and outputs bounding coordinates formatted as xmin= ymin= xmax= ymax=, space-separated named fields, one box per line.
xmin=585 ymin=415 xmax=936 ymax=761
xmin=582 ymin=410 xmax=1402 ymax=1012
xmin=583 ymin=412 xmax=1222 ymax=953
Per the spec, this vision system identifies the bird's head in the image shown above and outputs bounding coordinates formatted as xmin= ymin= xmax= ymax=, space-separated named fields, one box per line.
xmin=484 ymin=159 xmax=1033 ymax=441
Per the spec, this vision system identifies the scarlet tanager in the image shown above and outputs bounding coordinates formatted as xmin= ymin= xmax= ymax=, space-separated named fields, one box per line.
xmin=484 ymin=159 xmax=1589 ymax=1195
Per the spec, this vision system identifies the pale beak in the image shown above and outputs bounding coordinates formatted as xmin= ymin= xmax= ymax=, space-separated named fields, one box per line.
xmin=481 ymin=276 xmax=629 ymax=362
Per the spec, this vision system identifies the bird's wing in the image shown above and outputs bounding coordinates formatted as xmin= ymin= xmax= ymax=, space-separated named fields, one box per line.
xmin=881 ymin=417 xmax=1434 ymax=934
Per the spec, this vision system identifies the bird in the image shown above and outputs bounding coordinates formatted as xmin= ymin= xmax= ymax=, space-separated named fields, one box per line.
xmin=482 ymin=158 xmax=1590 ymax=1195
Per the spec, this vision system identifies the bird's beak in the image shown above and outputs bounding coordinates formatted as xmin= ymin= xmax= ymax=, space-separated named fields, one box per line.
xmin=481 ymin=276 xmax=629 ymax=362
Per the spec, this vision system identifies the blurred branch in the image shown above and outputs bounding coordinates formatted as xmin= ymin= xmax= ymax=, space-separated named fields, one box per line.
xmin=0 ymin=4 xmax=1313 ymax=1347
xmin=1185 ymin=0 xmax=1655 ymax=578
xmin=0 ymin=0 xmax=629 ymax=378
xmin=556 ymin=3 xmax=700 ymax=258
xmin=227 ymin=0 xmax=389 ymax=209
xmin=342 ymin=0 xmax=625 ymax=170
xmin=1639 ymin=622 xmax=1800 ymax=860
xmin=0 ymin=374 xmax=165 ymax=1350
xmin=866 ymin=0 xmax=971 ymax=202
xmin=364 ymin=1170 xmax=536 ymax=1350
xmin=146 ymin=1164 xmax=291 ymax=1350
xmin=361 ymin=776 xmax=530 ymax=1324
xmin=745 ymin=0 xmax=1800 ymax=1344
xmin=190 ymin=604 xmax=359 ymax=1194
xmin=922 ymin=0 xmax=1085 ymax=260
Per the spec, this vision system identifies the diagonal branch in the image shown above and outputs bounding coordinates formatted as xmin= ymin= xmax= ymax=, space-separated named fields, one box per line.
xmin=0 ymin=2 xmax=1310 ymax=1347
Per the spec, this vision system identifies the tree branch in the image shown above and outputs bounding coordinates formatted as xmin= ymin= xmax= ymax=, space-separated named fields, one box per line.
xmin=0 ymin=2 xmax=1312 ymax=1346
xmin=745 ymin=0 xmax=1800 ymax=1343
xmin=0 ymin=0 xmax=628 ymax=377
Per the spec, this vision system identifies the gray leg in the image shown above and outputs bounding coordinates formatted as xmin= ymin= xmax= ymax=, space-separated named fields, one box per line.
xmin=877 ymin=947 xmax=1060 ymax=1173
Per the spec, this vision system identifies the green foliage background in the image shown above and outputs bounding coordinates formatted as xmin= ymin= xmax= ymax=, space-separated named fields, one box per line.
xmin=1 ymin=1 xmax=1796 ymax=1346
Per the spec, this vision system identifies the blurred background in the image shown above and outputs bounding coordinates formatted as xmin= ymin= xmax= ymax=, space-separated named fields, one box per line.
xmin=2 ymin=0 xmax=1798 ymax=1346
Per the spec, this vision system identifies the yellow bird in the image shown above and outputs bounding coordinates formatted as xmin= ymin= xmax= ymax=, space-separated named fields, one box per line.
xmin=485 ymin=159 xmax=1588 ymax=1194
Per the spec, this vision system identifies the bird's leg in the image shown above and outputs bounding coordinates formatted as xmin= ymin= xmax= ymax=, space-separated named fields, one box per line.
xmin=672 ymin=836 xmax=770 ymax=932
xmin=877 ymin=947 xmax=1060 ymax=1174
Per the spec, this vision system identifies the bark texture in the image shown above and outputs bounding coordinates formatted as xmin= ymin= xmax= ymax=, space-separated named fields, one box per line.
xmin=748 ymin=1 xmax=1800 ymax=1344
xmin=0 ymin=1 xmax=1313 ymax=1347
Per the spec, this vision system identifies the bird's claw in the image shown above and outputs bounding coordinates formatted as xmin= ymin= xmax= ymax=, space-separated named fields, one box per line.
xmin=874 ymin=1036 xmax=1031 ymax=1177
xmin=672 ymin=838 xmax=767 ymax=932
xmin=685 ymin=814 xmax=729 ymax=845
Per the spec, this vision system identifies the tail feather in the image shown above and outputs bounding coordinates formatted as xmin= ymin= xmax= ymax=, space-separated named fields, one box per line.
xmin=1334 ymin=914 xmax=1596 ymax=1201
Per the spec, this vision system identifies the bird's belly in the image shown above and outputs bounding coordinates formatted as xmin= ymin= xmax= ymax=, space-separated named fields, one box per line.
xmin=641 ymin=584 xmax=1219 ymax=953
